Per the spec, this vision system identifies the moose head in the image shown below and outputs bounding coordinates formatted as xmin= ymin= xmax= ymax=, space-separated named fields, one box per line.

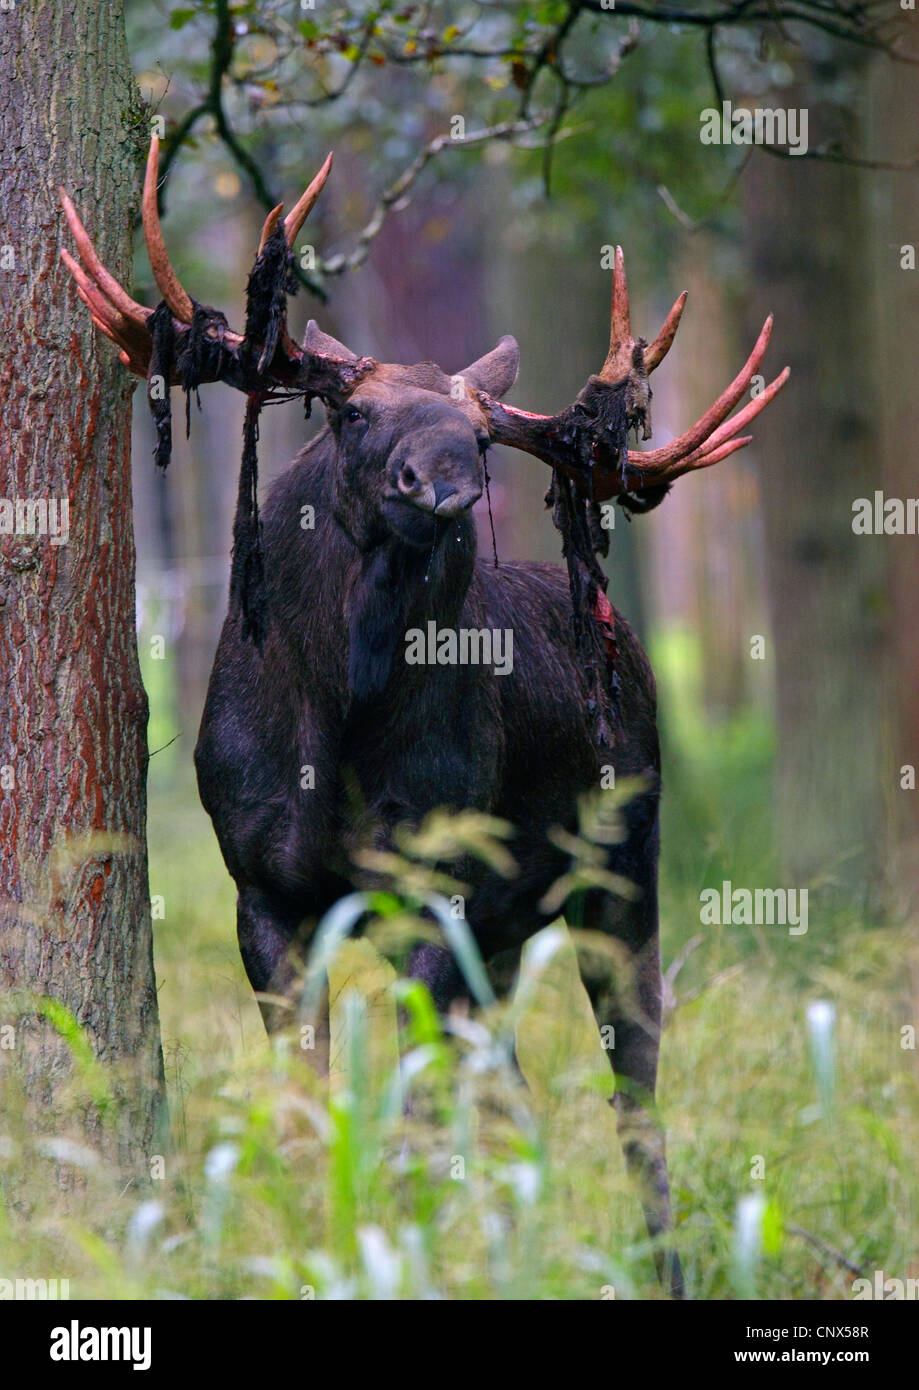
xmin=59 ymin=136 xmax=788 ymax=520
xmin=301 ymin=326 xmax=520 ymax=553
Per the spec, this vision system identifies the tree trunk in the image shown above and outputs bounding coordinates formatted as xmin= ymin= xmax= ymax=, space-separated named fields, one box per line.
xmin=645 ymin=245 xmax=771 ymax=720
xmin=742 ymin=56 xmax=888 ymax=897
xmin=0 ymin=0 xmax=166 ymax=1173
xmin=867 ymin=55 xmax=919 ymax=907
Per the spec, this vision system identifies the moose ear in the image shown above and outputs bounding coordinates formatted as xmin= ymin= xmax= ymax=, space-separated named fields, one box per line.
xmin=457 ymin=335 xmax=519 ymax=399
xmin=303 ymin=319 xmax=359 ymax=361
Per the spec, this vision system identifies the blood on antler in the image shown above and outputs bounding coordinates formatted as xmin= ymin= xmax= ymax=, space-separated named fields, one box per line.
xmin=59 ymin=135 xmax=373 ymax=404
xmin=59 ymin=145 xmax=787 ymax=721
xmin=60 ymin=134 xmax=380 ymax=646
xmin=474 ymin=245 xmax=789 ymax=505
xmin=59 ymin=139 xmax=787 ymax=506
xmin=466 ymin=247 xmax=788 ymax=745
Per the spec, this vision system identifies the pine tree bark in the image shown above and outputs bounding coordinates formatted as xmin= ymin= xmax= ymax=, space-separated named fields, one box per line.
xmin=0 ymin=0 xmax=166 ymax=1171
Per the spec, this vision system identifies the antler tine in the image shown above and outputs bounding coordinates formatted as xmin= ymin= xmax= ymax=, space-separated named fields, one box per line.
xmin=61 ymin=247 xmax=126 ymax=337
xmin=85 ymin=304 xmax=143 ymax=365
xmin=254 ymin=153 xmax=333 ymax=258
xmin=59 ymin=188 xmax=151 ymax=331
xmin=142 ymin=135 xmax=195 ymax=324
xmin=284 ymin=152 xmax=333 ymax=247
xmin=682 ymin=365 xmax=790 ymax=465
xmin=673 ymin=434 xmax=754 ymax=475
xmin=61 ymin=154 xmax=366 ymax=397
xmin=73 ymin=280 xmax=133 ymax=354
xmin=257 ymin=203 xmax=285 ymax=257
xmin=629 ymin=315 xmax=776 ymax=471
xmin=598 ymin=251 xmax=689 ymax=380
xmin=60 ymin=246 xmax=150 ymax=362
xmin=644 ymin=290 xmax=688 ymax=372
xmin=599 ymin=246 xmax=634 ymax=383
xmin=475 ymin=272 xmax=788 ymax=504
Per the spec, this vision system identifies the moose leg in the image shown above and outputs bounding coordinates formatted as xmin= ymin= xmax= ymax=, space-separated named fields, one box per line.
xmin=405 ymin=942 xmax=522 ymax=1015
xmin=585 ymin=929 xmax=684 ymax=1298
xmin=579 ymin=788 xmax=684 ymax=1301
xmin=236 ymin=885 xmax=329 ymax=1069
xmin=404 ymin=941 xmax=522 ymax=1078
xmin=485 ymin=945 xmax=523 ymax=1005
xmin=405 ymin=942 xmax=470 ymax=1014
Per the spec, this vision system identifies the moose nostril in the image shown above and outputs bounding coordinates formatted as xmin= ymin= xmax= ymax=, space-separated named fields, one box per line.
xmin=400 ymin=464 xmax=418 ymax=487
xmin=432 ymin=480 xmax=458 ymax=510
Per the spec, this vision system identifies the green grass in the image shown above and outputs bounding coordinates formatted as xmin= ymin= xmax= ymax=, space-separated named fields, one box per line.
xmin=1 ymin=629 xmax=916 ymax=1300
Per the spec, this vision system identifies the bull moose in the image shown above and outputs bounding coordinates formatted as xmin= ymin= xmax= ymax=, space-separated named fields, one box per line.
xmin=60 ymin=138 xmax=788 ymax=1298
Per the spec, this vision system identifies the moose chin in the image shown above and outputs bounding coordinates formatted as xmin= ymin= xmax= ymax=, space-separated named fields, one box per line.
xmin=60 ymin=136 xmax=790 ymax=1300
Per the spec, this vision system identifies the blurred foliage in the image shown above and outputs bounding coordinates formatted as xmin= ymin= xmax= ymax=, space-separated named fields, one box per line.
xmin=124 ymin=0 xmax=828 ymax=297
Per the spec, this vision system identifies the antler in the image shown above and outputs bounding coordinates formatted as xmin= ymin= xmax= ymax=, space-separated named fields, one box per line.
xmin=59 ymin=135 xmax=371 ymax=402
xmin=475 ymin=245 xmax=788 ymax=503
xmin=61 ymin=152 xmax=785 ymax=504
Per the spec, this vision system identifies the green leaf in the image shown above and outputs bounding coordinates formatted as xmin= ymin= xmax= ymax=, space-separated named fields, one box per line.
xmin=169 ymin=7 xmax=196 ymax=30
xmin=762 ymin=1198 xmax=785 ymax=1257
xmin=426 ymin=894 xmax=495 ymax=1008
xmin=367 ymin=890 xmax=402 ymax=918
xmin=37 ymin=996 xmax=113 ymax=1113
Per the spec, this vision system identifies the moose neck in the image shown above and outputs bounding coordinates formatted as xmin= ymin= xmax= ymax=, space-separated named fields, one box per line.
xmin=262 ymin=432 xmax=479 ymax=711
xmin=344 ymin=513 xmax=477 ymax=707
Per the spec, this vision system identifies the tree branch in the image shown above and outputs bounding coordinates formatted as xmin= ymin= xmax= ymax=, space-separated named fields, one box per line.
xmin=320 ymin=115 xmax=551 ymax=277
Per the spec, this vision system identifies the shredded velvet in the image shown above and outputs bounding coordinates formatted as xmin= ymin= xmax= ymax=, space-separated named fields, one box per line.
xmin=147 ymin=301 xmax=175 ymax=470
xmin=144 ymin=222 xmax=298 ymax=646
xmin=545 ymin=372 xmax=637 ymax=748
xmin=179 ymin=301 xmax=230 ymax=437
xmin=242 ymin=224 xmax=298 ymax=374
xmin=222 ymin=223 xmax=301 ymax=647
xmin=147 ymin=299 xmax=232 ymax=468
xmin=229 ymin=392 xmax=267 ymax=648
xmin=550 ymin=471 xmax=621 ymax=750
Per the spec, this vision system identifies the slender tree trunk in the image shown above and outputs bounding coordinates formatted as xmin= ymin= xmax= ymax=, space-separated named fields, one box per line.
xmin=0 ymin=0 xmax=166 ymax=1172
xmin=867 ymin=56 xmax=919 ymax=907
xmin=742 ymin=56 xmax=888 ymax=897
xmin=645 ymin=246 xmax=770 ymax=719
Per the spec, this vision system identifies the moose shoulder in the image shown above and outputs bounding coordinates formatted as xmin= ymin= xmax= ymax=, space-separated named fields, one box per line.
xmin=60 ymin=136 xmax=789 ymax=1299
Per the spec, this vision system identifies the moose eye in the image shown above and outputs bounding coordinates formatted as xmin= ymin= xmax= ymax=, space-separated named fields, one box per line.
xmin=343 ymin=407 xmax=364 ymax=424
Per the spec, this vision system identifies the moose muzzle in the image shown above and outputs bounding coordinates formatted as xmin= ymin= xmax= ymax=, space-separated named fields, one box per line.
xmin=392 ymin=421 xmax=483 ymax=519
